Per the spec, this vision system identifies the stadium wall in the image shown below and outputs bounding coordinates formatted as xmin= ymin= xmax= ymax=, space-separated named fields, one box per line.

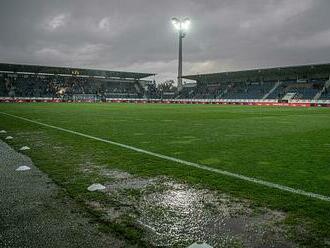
xmin=106 ymin=98 xmax=330 ymax=107
xmin=1 ymin=97 xmax=330 ymax=107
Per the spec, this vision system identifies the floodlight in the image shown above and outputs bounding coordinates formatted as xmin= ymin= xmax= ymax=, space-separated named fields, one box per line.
xmin=181 ymin=18 xmax=191 ymax=30
xmin=171 ymin=17 xmax=191 ymax=31
xmin=171 ymin=18 xmax=179 ymax=24
xmin=171 ymin=18 xmax=180 ymax=30
xmin=171 ymin=17 xmax=191 ymax=91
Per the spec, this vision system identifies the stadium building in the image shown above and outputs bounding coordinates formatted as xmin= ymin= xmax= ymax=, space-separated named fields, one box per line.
xmin=1 ymin=62 xmax=330 ymax=104
xmin=181 ymin=63 xmax=330 ymax=101
xmin=0 ymin=63 xmax=155 ymax=101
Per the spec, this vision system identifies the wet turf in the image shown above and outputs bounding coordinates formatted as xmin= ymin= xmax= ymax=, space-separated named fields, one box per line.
xmin=0 ymin=103 xmax=330 ymax=247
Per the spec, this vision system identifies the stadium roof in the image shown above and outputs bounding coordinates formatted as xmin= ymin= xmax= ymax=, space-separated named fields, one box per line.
xmin=0 ymin=63 xmax=155 ymax=79
xmin=183 ymin=63 xmax=330 ymax=82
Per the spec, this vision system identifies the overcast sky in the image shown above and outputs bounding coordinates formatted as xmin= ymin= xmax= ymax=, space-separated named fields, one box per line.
xmin=1 ymin=0 xmax=330 ymax=82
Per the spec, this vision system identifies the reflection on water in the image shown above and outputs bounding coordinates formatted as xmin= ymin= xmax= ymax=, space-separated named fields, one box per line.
xmin=138 ymin=183 xmax=250 ymax=247
xmin=84 ymin=167 xmax=296 ymax=248
xmin=137 ymin=182 xmax=293 ymax=247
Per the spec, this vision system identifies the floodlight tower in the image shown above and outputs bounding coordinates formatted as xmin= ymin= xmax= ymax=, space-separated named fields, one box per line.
xmin=171 ymin=17 xmax=190 ymax=91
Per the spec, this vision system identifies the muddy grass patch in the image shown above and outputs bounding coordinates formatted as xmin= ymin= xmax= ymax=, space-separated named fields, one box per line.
xmin=84 ymin=168 xmax=298 ymax=247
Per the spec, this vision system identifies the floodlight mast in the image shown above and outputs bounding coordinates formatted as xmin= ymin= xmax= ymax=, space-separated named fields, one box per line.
xmin=172 ymin=17 xmax=190 ymax=91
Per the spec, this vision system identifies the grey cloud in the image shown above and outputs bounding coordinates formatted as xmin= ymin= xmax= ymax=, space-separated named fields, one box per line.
xmin=0 ymin=0 xmax=330 ymax=82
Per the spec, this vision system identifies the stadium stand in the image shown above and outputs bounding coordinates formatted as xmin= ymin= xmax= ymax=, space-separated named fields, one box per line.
xmin=1 ymin=63 xmax=330 ymax=102
xmin=0 ymin=63 xmax=154 ymax=100
xmin=182 ymin=63 xmax=330 ymax=100
xmin=317 ymin=79 xmax=330 ymax=99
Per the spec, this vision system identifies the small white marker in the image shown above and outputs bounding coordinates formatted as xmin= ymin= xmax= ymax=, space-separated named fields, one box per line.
xmin=16 ymin=166 xmax=31 ymax=171
xmin=19 ymin=146 xmax=30 ymax=151
xmin=187 ymin=242 xmax=213 ymax=248
xmin=5 ymin=136 xmax=13 ymax=140
xmin=87 ymin=183 xmax=106 ymax=192
xmin=0 ymin=130 xmax=7 ymax=134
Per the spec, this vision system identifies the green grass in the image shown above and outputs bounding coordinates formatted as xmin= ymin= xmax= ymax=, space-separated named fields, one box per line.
xmin=0 ymin=103 xmax=330 ymax=246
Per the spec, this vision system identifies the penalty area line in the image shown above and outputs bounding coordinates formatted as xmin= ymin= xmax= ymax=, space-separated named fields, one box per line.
xmin=1 ymin=111 xmax=330 ymax=202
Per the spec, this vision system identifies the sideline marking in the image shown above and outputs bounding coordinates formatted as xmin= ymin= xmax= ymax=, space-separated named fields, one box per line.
xmin=1 ymin=111 xmax=330 ymax=202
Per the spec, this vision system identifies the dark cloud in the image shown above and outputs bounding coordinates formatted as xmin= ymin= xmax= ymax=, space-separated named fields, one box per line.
xmin=0 ymin=0 xmax=330 ymax=81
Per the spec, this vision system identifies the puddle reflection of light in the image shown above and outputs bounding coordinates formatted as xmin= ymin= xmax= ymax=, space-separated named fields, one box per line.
xmin=161 ymin=190 xmax=198 ymax=212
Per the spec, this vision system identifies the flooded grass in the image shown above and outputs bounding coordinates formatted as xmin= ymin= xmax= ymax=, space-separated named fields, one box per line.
xmin=85 ymin=167 xmax=297 ymax=247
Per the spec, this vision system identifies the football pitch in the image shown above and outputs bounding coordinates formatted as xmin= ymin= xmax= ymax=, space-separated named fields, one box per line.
xmin=1 ymin=103 xmax=330 ymax=246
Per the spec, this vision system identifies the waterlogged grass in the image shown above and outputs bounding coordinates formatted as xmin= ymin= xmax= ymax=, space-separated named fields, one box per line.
xmin=0 ymin=103 xmax=330 ymax=246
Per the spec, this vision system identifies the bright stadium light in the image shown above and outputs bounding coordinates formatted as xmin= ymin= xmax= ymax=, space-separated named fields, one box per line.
xmin=181 ymin=18 xmax=191 ymax=30
xmin=171 ymin=18 xmax=180 ymax=30
xmin=171 ymin=17 xmax=191 ymax=91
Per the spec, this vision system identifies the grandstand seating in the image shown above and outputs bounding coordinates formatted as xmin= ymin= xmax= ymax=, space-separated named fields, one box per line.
xmin=267 ymin=80 xmax=325 ymax=100
xmin=320 ymin=90 xmax=330 ymax=99
xmin=0 ymin=63 xmax=154 ymax=100
xmin=1 ymin=63 xmax=330 ymax=101
xmin=177 ymin=83 xmax=198 ymax=99
xmin=2 ymin=74 xmax=330 ymax=100
xmin=0 ymin=74 xmax=143 ymax=99
xmin=181 ymin=63 xmax=330 ymax=101
xmin=0 ymin=74 xmax=7 ymax=96
xmin=173 ymin=79 xmax=330 ymax=100
xmin=318 ymin=80 xmax=330 ymax=99
xmin=224 ymin=82 xmax=276 ymax=99
xmin=178 ymin=81 xmax=280 ymax=100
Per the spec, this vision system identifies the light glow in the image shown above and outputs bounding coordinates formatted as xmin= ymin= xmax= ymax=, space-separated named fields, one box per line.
xmin=181 ymin=18 xmax=191 ymax=30
xmin=171 ymin=18 xmax=181 ymax=30
xmin=171 ymin=17 xmax=191 ymax=31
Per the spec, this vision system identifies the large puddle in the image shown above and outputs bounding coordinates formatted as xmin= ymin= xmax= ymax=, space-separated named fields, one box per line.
xmin=83 ymin=166 xmax=297 ymax=247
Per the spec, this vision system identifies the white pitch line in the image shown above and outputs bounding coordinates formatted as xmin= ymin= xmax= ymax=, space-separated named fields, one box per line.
xmin=1 ymin=111 xmax=330 ymax=202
